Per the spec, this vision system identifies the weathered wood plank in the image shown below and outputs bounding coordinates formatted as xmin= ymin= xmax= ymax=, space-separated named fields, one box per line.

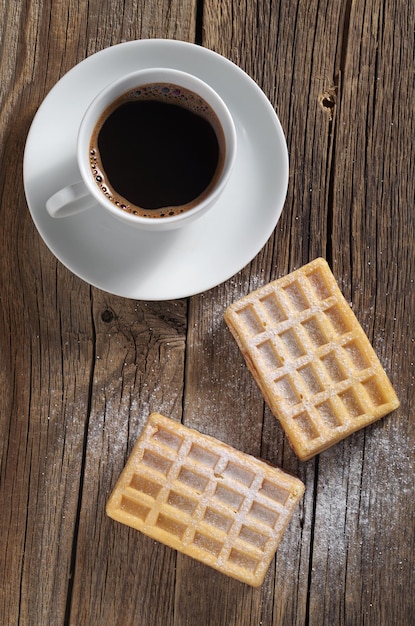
xmin=309 ymin=1 xmax=415 ymax=624
xmin=68 ymin=296 xmax=188 ymax=625
xmin=0 ymin=0 xmax=196 ymax=624
xmin=176 ymin=1 xmax=347 ymax=625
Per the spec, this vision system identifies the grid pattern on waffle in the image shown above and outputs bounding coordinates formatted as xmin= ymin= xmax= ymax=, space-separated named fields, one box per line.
xmin=224 ymin=258 xmax=400 ymax=460
xmin=106 ymin=413 xmax=305 ymax=586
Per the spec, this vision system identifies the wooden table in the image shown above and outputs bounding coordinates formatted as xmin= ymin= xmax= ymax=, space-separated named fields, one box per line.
xmin=1 ymin=1 xmax=414 ymax=624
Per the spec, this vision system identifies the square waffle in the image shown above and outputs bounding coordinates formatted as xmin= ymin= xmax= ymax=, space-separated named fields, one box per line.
xmin=106 ymin=412 xmax=305 ymax=587
xmin=224 ymin=258 xmax=400 ymax=461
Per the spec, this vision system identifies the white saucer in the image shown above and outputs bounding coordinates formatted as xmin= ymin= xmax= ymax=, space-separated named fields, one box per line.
xmin=24 ymin=40 xmax=289 ymax=300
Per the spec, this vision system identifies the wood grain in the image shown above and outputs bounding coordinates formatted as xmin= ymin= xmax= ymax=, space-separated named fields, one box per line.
xmin=1 ymin=0 xmax=414 ymax=625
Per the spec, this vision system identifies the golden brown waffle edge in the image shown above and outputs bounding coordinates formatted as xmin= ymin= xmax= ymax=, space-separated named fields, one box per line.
xmin=106 ymin=412 xmax=305 ymax=586
xmin=224 ymin=258 xmax=400 ymax=461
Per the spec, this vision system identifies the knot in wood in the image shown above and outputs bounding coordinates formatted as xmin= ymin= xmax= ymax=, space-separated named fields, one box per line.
xmin=319 ymin=87 xmax=337 ymax=120
xmin=101 ymin=309 xmax=115 ymax=323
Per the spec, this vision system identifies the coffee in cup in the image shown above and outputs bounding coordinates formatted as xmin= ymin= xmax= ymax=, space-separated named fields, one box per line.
xmin=89 ymin=83 xmax=226 ymax=218
xmin=46 ymin=68 xmax=236 ymax=230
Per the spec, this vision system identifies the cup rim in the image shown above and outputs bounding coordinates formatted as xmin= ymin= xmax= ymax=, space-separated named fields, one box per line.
xmin=77 ymin=67 xmax=237 ymax=227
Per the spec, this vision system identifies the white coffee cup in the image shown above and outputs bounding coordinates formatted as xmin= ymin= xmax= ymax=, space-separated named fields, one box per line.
xmin=46 ymin=68 xmax=237 ymax=230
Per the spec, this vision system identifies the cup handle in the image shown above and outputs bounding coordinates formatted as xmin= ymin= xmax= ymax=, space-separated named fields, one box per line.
xmin=46 ymin=181 xmax=96 ymax=218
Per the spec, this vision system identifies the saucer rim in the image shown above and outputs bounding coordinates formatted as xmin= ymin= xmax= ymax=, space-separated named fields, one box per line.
xmin=24 ymin=39 xmax=289 ymax=300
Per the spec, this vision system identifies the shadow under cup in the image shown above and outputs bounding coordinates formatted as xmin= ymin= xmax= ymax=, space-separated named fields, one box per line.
xmin=88 ymin=79 xmax=231 ymax=221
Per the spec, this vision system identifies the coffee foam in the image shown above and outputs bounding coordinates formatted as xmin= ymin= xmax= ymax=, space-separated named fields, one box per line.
xmin=89 ymin=83 xmax=226 ymax=218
